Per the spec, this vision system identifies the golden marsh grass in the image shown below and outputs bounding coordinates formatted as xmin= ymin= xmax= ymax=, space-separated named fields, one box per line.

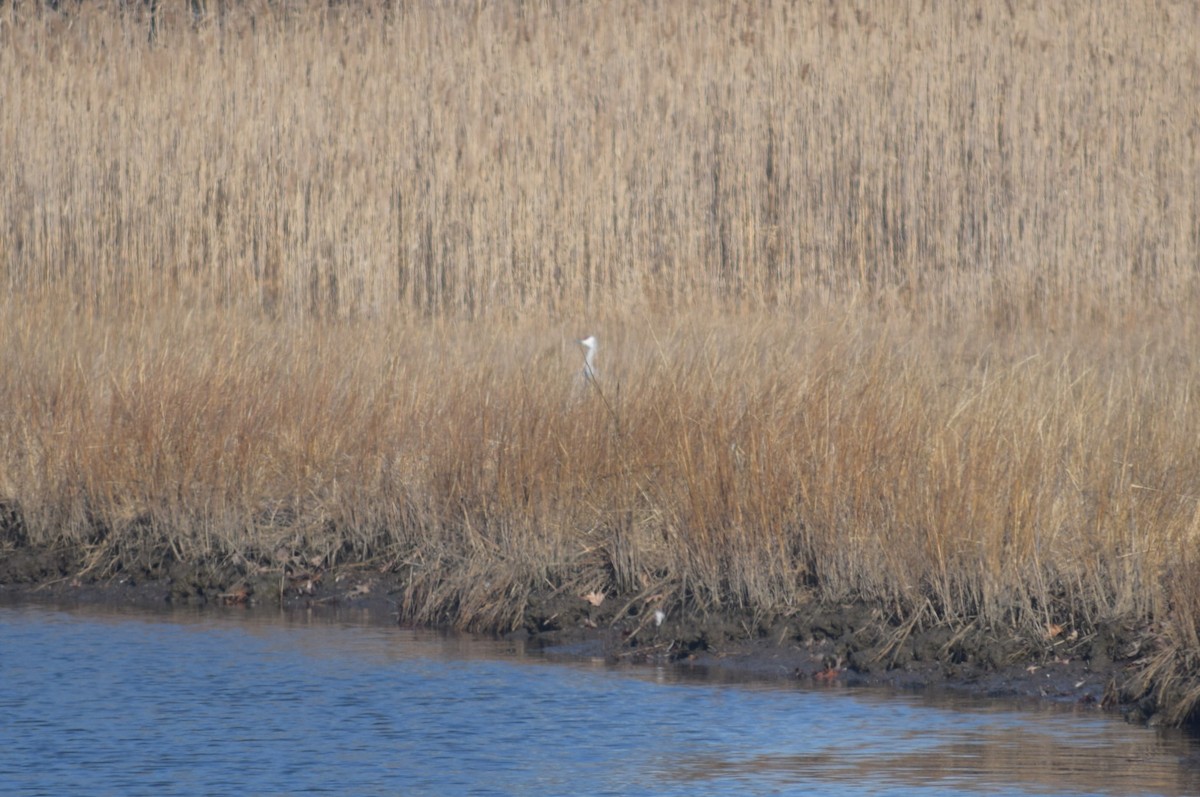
xmin=2 ymin=1 xmax=1200 ymax=721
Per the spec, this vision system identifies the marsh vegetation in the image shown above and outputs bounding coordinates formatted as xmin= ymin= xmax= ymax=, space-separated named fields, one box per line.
xmin=2 ymin=1 xmax=1200 ymax=723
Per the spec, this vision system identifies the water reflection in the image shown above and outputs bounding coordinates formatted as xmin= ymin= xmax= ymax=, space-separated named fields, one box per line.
xmin=675 ymin=725 xmax=1195 ymax=795
xmin=1 ymin=599 xmax=1196 ymax=797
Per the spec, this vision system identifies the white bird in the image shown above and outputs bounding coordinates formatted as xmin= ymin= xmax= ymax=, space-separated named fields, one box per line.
xmin=577 ymin=334 xmax=598 ymax=385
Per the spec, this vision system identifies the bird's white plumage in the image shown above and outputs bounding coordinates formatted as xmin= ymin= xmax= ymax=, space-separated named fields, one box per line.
xmin=578 ymin=335 xmax=598 ymax=385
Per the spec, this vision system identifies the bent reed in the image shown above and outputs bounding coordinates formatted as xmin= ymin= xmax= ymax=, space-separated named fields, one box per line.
xmin=3 ymin=2 xmax=1200 ymax=722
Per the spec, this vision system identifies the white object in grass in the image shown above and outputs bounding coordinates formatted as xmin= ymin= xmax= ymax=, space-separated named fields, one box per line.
xmin=577 ymin=335 xmax=599 ymax=385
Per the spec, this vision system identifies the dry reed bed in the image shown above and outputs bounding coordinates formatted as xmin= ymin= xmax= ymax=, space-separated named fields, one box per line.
xmin=5 ymin=301 xmax=1200 ymax=720
xmin=3 ymin=2 xmax=1197 ymax=317
xmin=1 ymin=2 xmax=1200 ymax=721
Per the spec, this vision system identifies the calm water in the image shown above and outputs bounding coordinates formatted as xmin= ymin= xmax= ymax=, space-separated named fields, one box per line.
xmin=1 ymin=601 xmax=1198 ymax=797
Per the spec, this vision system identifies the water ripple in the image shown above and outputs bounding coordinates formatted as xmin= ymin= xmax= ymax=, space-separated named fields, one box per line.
xmin=1 ymin=603 xmax=1196 ymax=797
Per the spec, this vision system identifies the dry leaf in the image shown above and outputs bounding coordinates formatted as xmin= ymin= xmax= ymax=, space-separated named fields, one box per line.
xmin=582 ymin=591 xmax=605 ymax=607
xmin=220 ymin=585 xmax=251 ymax=605
xmin=1046 ymin=623 xmax=1064 ymax=639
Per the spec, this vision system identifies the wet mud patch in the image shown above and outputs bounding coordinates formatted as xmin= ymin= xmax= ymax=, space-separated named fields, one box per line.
xmin=521 ymin=589 xmax=1173 ymax=727
xmin=0 ymin=539 xmax=397 ymax=616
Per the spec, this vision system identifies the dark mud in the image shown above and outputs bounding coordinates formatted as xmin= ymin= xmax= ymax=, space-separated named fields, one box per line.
xmin=519 ymin=585 xmax=1164 ymax=724
xmin=0 ymin=543 xmax=1175 ymax=729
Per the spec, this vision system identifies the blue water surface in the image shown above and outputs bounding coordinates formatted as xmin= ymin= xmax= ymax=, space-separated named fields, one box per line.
xmin=1 ymin=602 xmax=1196 ymax=797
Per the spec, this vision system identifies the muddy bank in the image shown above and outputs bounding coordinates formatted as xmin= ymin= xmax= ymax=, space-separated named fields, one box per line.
xmin=0 ymin=545 xmax=1179 ymax=729
xmin=519 ymin=585 xmax=1168 ymax=725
